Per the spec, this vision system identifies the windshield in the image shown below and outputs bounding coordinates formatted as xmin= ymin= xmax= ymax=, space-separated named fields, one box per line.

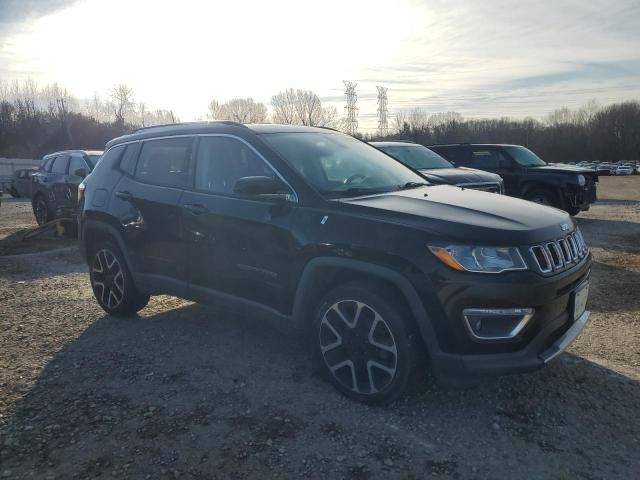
xmin=377 ymin=145 xmax=453 ymax=170
xmin=505 ymin=146 xmax=546 ymax=167
xmin=261 ymin=132 xmax=428 ymax=197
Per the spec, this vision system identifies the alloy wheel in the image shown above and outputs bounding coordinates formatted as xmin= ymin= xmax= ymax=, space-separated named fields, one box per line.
xmin=319 ymin=300 xmax=398 ymax=395
xmin=92 ymin=249 xmax=125 ymax=309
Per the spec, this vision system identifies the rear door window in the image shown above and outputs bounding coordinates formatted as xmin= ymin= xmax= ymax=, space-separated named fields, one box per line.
xmin=135 ymin=137 xmax=193 ymax=188
xmin=470 ymin=149 xmax=502 ymax=170
xmin=51 ymin=155 xmax=69 ymax=174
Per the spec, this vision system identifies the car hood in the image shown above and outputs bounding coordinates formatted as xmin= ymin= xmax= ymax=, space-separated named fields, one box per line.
xmin=418 ymin=167 xmax=501 ymax=185
xmin=335 ymin=185 xmax=572 ymax=245
xmin=528 ymin=165 xmax=596 ymax=175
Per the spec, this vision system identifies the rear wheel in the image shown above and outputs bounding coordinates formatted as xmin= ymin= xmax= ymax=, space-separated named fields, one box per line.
xmin=32 ymin=194 xmax=51 ymax=225
xmin=89 ymin=241 xmax=150 ymax=316
xmin=313 ymin=282 xmax=419 ymax=405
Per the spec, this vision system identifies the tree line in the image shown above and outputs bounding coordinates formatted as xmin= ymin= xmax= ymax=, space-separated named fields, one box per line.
xmin=368 ymin=100 xmax=640 ymax=162
xmin=0 ymin=79 xmax=638 ymax=162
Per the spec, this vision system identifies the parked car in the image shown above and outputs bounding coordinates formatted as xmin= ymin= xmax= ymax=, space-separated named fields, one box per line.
xmin=429 ymin=144 xmax=597 ymax=215
xmin=8 ymin=167 xmax=38 ymax=198
xmin=370 ymin=141 xmax=504 ymax=193
xmin=615 ymin=165 xmax=634 ymax=176
xmin=31 ymin=150 xmax=102 ymax=225
xmin=79 ymin=122 xmax=591 ymax=404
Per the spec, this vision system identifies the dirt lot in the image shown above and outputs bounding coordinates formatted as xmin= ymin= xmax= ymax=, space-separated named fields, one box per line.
xmin=1 ymin=177 xmax=639 ymax=479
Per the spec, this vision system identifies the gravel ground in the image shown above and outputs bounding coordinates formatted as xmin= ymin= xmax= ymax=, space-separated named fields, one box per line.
xmin=1 ymin=177 xmax=639 ymax=479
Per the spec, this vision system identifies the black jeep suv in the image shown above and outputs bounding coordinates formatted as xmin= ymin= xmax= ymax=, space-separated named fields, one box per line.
xmin=428 ymin=144 xmax=597 ymax=215
xmin=32 ymin=150 xmax=102 ymax=225
xmin=371 ymin=141 xmax=504 ymax=193
xmin=79 ymin=123 xmax=591 ymax=404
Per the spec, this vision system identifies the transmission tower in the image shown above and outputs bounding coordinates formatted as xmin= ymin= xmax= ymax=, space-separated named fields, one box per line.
xmin=343 ymin=80 xmax=358 ymax=135
xmin=376 ymin=86 xmax=389 ymax=137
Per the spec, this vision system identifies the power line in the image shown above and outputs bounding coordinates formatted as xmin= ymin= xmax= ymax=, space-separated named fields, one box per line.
xmin=343 ymin=81 xmax=358 ymax=135
xmin=376 ymin=85 xmax=388 ymax=137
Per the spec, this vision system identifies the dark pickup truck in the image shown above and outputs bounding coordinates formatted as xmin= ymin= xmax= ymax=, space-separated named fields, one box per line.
xmin=429 ymin=144 xmax=597 ymax=215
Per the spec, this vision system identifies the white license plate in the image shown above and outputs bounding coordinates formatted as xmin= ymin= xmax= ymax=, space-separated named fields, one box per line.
xmin=573 ymin=282 xmax=589 ymax=320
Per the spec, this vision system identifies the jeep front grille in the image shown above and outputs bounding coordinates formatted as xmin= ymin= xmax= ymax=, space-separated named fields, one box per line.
xmin=529 ymin=228 xmax=588 ymax=274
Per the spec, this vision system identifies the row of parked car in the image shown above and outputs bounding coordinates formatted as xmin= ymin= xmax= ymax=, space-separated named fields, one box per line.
xmin=12 ymin=123 xmax=595 ymax=403
xmin=23 ymin=139 xmax=599 ymax=226
xmin=566 ymin=160 xmax=639 ymax=176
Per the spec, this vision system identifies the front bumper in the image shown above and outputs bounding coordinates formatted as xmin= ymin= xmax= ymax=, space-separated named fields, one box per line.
xmin=418 ymin=252 xmax=591 ymax=377
xmin=431 ymin=309 xmax=589 ymax=376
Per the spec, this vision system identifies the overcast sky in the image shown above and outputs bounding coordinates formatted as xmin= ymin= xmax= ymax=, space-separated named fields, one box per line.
xmin=1 ymin=0 xmax=639 ymax=129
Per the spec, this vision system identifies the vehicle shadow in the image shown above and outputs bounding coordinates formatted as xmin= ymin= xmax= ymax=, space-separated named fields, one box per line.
xmin=588 ymin=260 xmax=640 ymax=313
xmin=0 ymin=246 xmax=85 ymax=280
xmin=1 ymin=302 xmax=639 ymax=478
xmin=575 ymin=217 xmax=640 ymax=253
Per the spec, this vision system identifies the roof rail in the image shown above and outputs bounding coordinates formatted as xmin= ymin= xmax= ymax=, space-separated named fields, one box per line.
xmin=427 ymin=142 xmax=470 ymax=146
xmin=132 ymin=120 xmax=247 ymax=134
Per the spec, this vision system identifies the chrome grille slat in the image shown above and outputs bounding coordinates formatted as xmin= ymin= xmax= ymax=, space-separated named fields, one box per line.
xmin=529 ymin=228 xmax=589 ymax=275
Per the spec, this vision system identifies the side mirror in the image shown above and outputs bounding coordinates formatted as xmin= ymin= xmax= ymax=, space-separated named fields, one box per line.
xmin=234 ymin=176 xmax=294 ymax=201
xmin=73 ymin=167 xmax=88 ymax=178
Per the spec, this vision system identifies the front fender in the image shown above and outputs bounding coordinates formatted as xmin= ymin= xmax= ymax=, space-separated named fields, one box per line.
xmin=291 ymin=257 xmax=442 ymax=358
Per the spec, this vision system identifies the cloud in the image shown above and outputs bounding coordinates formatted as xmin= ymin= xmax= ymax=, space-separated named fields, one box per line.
xmin=0 ymin=0 xmax=78 ymax=37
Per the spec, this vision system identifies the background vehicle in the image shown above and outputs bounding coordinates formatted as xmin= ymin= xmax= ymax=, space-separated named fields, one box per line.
xmin=429 ymin=144 xmax=597 ymax=215
xmin=80 ymin=122 xmax=591 ymax=404
xmin=615 ymin=165 xmax=634 ymax=175
xmin=8 ymin=167 xmax=38 ymax=198
xmin=31 ymin=150 xmax=102 ymax=225
xmin=371 ymin=141 xmax=504 ymax=193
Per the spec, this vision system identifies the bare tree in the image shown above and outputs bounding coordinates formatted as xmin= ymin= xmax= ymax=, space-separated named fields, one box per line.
xmin=110 ymin=84 xmax=135 ymax=124
xmin=271 ymin=88 xmax=298 ymax=124
xmin=207 ymin=99 xmax=226 ymax=120
xmin=207 ymin=98 xmax=267 ymax=123
xmin=270 ymin=88 xmax=337 ymax=127
xmin=225 ymin=98 xmax=267 ymax=123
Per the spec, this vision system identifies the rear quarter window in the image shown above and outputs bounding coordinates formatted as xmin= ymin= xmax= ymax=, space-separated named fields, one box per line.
xmin=135 ymin=137 xmax=193 ymax=188
xmin=89 ymin=144 xmax=127 ymax=178
xmin=118 ymin=143 xmax=141 ymax=175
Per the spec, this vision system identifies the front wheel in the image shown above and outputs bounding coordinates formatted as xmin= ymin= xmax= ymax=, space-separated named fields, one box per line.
xmin=89 ymin=242 xmax=150 ymax=316
xmin=32 ymin=195 xmax=51 ymax=225
xmin=313 ymin=282 xmax=420 ymax=405
xmin=525 ymin=188 xmax=563 ymax=210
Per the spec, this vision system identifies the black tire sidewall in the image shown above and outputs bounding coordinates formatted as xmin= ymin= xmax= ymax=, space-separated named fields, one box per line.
xmin=32 ymin=195 xmax=50 ymax=225
xmin=313 ymin=282 xmax=416 ymax=405
xmin=88 ymin=241 xmax=149 ymax=316
xmin=526 ymin=188 xmax=563 ymax=210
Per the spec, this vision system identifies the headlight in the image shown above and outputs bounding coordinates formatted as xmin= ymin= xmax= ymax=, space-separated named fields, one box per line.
xmin=429 ymin=245 xmax=527 ymax=273
xmin=578 ymin=175 xmax=585 ymax=186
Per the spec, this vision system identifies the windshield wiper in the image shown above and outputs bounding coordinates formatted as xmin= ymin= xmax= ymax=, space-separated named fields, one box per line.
xmin=397 ymin=181 xmax=429 ymax=190
xmin=329 ymin=187 xmax=390 ymax=197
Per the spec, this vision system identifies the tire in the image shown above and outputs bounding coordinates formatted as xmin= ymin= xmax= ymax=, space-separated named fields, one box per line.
xmin=524 ymin=188 xmax=563 ymax=210
xmin=566 ymin=206 xmax=581 ymax=216
xmin=32 ymin=194 xmax=51 ymax=225
xmin=88 ymin=240 xmax=150 ymax=316
xmin=9 ymin=187 xmax=20 ymax=198
xmin=313 ymin=281 xmax=420 ymax=405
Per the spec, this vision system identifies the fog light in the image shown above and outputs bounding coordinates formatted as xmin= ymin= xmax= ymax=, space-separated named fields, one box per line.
xmin=462 ymin=308 xmax=534 ymax=340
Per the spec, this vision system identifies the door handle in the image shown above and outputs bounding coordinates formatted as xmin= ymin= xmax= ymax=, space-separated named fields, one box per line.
xmin=114 ymin=190 xmax=132 ymax=201
xmin=183 ymin=203 xmax=207 ymax=215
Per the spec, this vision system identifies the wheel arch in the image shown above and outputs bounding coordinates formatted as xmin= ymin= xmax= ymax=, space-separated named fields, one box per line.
xmin=291 ymin=257 xmax=441 ymax=358
xmin=81 ymin=217 xmax=132 ymax=269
